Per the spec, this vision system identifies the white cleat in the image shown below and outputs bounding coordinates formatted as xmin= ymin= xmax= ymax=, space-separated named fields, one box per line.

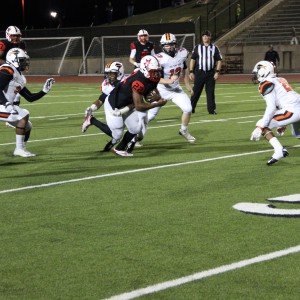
xmin=179 ymin=129 xmax=196 ymax=143
xmin=13 ymin=148 xmax=36 ymax=157
xmin=82 ymin=115 xmax=92 ymax=133
xmin=113 ymin=149 xmax=133 ymax=157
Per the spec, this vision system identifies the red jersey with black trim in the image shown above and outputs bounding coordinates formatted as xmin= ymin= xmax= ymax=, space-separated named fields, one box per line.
xmin=130 ymin=41 xmax=154 ymax=63
xmin=108 ymin=70 xmax=158 ymax=109
xmin=0 ymin=40 xmax=26 ymax=60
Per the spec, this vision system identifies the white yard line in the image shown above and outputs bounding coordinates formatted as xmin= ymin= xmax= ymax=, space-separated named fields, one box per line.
xmin=0 ymin=148 xmax=289 ymax=195
xmin=104 ymin=245 xmax=300 ymax=300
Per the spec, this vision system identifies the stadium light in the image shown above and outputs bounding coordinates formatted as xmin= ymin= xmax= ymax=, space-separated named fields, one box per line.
xmin=50 ymin=11 xmax=58 ymax=18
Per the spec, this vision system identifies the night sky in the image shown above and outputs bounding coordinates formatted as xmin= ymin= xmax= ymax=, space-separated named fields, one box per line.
xmin=1 ymin=0 xmax=173 ymax=30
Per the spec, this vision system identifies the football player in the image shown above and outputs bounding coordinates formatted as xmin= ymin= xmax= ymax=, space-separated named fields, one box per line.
xmin=251 ymin=60 xmax=300 ymax=165
xmin=129 ymin=29 xmax=155 ymax=70
xmin=0 ymin=48 xmax=55 ymax=157
xmin=104 ymin=55 xmax=167 ymax=157
xmin=0 ymin=26 xmax=26 ymax=125
xmin=81 ymin=61 xmax=132 ymax=151
xmin=147 ymin=33 xmax=195 ymax=143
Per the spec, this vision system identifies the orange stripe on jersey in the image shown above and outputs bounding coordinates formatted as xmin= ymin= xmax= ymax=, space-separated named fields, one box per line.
xmin=0 ymin=66 xmax=14 ymax=75
xmin=274 ymin=111 xmax=293 ymax=121
xmin=0 ymin=112 xmax=10 ymax=118
xmin=259 ymin=81 xmax=271 ymax=94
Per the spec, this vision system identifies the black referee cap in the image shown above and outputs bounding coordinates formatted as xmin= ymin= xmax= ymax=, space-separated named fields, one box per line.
xmin=202 ymin=30 xmax=211 ymax=37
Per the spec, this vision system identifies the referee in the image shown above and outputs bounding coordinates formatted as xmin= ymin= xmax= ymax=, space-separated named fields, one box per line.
xmin=189 ymin=30 xmax=222 ymax=114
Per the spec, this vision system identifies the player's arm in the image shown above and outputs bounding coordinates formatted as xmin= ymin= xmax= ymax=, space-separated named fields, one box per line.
xmin=183 ymin=62 xmax=193 ymax=94
xmin=132 ymin=89 xmax=166 ymax=111
xmin=129 ymin=43 xmax=139 ymax=67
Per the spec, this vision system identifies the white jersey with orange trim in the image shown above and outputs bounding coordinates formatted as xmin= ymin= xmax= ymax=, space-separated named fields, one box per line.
xmin=155 ymin=48 xmax=188 ymax=91
xmin=257 ymin=76 xmax=300 ymax=128
xmin=1 ymin=63 xmax=26 ymax=103
xmin=100 ymin=78 xmax=115 ymax=96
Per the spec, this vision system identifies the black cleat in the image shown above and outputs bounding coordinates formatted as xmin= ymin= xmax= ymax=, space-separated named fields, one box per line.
xmin=267 ymin=148 xmax=289 ymax=166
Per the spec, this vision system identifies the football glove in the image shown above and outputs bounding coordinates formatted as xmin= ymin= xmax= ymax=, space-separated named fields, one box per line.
xmin=111 ymin=108 xmax=121 ymax=116
xmin=250 ymin=127 xmax=263 ymax=141
xmin=42 ymin=78 xmax=55 ymax=93
xmin=276 ymin=126 xmax=287 ymax=136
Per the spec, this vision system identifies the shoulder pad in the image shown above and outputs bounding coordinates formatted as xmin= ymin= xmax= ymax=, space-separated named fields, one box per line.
xmin=259 ymin=81 xmax=274 ymax=96
xmin=0 ymin=65 xmax=14 ymax=75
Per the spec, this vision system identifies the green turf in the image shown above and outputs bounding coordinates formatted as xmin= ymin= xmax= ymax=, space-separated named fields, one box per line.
xmin=0 ymin=81 xmax=299 ymax=299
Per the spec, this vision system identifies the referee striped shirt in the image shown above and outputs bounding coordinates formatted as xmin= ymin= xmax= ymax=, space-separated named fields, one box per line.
xmin=191 ymin=43 xmax=222 ymax=71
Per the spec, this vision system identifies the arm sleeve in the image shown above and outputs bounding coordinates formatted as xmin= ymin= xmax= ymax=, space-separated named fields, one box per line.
xmin=130 ymin=48 xmax=137 ymax=59
xmin=260 ymin=94 xmax=277 ymax=128
xmin=99 ymin=92 xmax=107 ymax=102
xmin=19 ymin=86 xmax=46 ymax=102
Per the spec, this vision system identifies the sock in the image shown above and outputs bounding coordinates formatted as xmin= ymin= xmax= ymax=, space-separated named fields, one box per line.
xmin=91 ymin=118 xmax=112 ymax=137
xmin=181 ymin=125 xmax=188 ymax=131
xmin=115 ymin=132 xmax=136 ymax=151
xmin=16 ymin=134 xmax=25 ymax=149
xmin=269 ymin=137 xmax=283 ymax=159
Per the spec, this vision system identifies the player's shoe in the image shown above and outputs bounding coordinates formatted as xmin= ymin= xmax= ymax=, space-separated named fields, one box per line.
xmin=103 ymin=140 xmax=115 ymax=152
xmin=179 ymin=129 xmax=196 ymax=143
xmin=113 ymin=149 xmax=133 ymax=157
xmin=13 ymin=148 xmax=36 ymax=157
xmin=267 ymin=148 xmax=289 ymax=166
xmin=135 ymin=141 xmax=143 ymax=148
xmin=82 ymin=115 xmax=92 ymax=133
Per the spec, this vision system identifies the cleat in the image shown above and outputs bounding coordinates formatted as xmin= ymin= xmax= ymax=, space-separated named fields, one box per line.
xmin=103 ymin=140 xmax=115 ymax=152
xmin=267 ymin=148 xmax=289 ymax=166
xmin=135 ymin=141 xmax=143 ymax=148
xmin=113 ymin=149 xmax=133 ymax=157
xmin=283 ymin=148 xmax=289 ymax=157
xmin=13 ymin=148 xmax=36 ymax=157
xmin=126 ymin=141 xmax=136 ymax=153
xmin=179 ymin=129 xmax=196 ymax=143
xmin=82 ymin=115 xmax=92 ymax=133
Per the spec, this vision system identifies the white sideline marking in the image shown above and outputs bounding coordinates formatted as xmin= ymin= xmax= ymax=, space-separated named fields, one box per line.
xmin=104 ymin=245 xmax=300 ymax=300
xmin=0 ymin=148 xmax=284 ymax=194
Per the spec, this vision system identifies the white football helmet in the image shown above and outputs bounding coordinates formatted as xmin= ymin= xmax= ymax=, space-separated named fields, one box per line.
xmin=140 ymin=55 xmax=162 ymax=82
xmin=160 ymin=33 xmax=177 ymax=57
xmin=6 ymin=48 xmax=30 ymax=71
xmin=137 ymin=29 xmax=149 ymax=43
xmin=6 ymin=26 xmax=22 ymax=43
xmin=252 ymin=60 xmax=275 ymax=82
xmin=104 ymin=61 xmax=124 ymax=84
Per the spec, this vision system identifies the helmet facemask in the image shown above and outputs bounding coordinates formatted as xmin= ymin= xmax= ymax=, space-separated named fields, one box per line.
xmin=162 ymin=43 xmax=177 ymax=57
xmin=140 ymin=55 xmax=162 ymax=83
xmin=6 ymin=26 xmax=22 ymax=43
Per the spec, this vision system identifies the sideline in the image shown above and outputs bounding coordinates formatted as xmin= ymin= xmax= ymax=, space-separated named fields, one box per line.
xmin=104 ymin=245 xmax=300 ymax=300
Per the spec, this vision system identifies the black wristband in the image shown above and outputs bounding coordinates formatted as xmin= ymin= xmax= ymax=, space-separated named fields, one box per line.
xmin=189 ymin=70 xmax=194 ymax=74
xmin=215 ymin=70 xmax=220 ymax=73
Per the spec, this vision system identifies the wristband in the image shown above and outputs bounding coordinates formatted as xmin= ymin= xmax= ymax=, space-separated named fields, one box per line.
xmin=189 ymin=70 xmax=194 ymax=74
xmin=91 ymin=104 xmax=98 ymax=111
xmin=119 ymin=106 xmax=130 ymax=115
xmin=215 ymin=70 xmax=220 ymax=73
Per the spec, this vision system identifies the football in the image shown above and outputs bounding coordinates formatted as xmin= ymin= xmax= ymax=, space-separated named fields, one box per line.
xmin=144 ymin=88 xmax=161 ymax=103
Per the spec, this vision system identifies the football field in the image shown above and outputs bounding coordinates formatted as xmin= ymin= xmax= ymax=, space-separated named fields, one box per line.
xmin=0 ymin=80 xmax=300 ymax=299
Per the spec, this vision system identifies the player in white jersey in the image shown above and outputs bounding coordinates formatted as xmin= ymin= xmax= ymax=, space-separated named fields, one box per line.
xmin=0 ymin=48 xmax=54 ymax=157
xmin=250 ymin=60 xmax=300 ymax=165
xmin=81 ymin=61 xmax=133 ymax=151
xmin=148 ymin=33 xmax=195 ymax=143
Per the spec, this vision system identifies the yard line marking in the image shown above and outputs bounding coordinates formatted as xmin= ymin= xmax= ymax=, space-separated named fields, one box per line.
xmin=1 ymin=147 xmax=298 ymax=195
xmin=0 ymin=115 xmax=262 ymax=147
xmin=104 ymin=245 xmax=300 ymax=300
